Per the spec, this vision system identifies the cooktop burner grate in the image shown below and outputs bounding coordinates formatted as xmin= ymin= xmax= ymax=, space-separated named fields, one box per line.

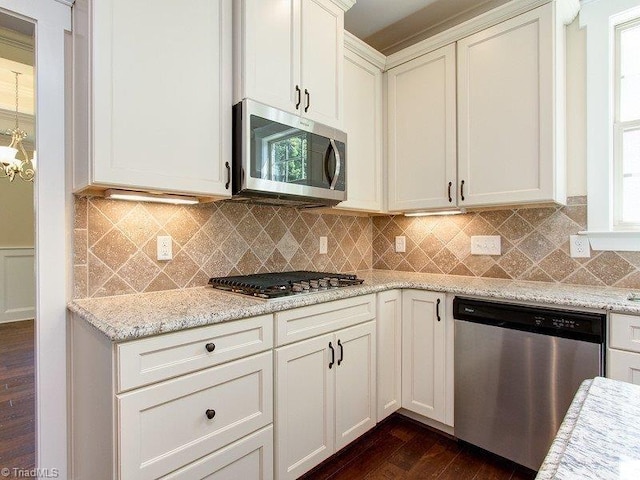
xmin=208 ymin=271 xmax=364 ymax=299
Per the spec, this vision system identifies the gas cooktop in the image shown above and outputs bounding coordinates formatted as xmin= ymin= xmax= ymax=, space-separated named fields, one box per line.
xmin=208 ymin=271 xmax=364 ymax=299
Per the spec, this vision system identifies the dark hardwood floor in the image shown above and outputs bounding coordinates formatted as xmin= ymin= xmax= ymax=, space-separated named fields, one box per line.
xmin=300 ymin=414 xmax=537 ymax=480
xmin=0 ymin=320 xmax=35 ymax=475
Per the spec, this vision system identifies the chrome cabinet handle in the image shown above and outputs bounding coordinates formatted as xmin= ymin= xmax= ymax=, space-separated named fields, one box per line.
xmin=325 ymin=139 xmax=341 ymax=191
xmin=436 ymin=298 xmax=441 ymax=322
xmin=295 ymin=85 xmax=301 ymax=110
xmin=338 ymin=339 xmax=343 ymax=366
xmin=304 ymin=89 xmax=310 ymax=112
xmin=448 ymin=181 xmax=453 ymax=203
xmin=460 ymin=180 xmax=465 ymax=201
xmin=225 ymin=162 xmax=231 ymax=190
xmin=329 ymin=342 xmax=335 ymax=369
xmin=205 ymin=409 xmax=216 ymax=420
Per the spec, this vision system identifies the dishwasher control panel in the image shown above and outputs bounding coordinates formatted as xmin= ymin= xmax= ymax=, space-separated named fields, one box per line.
xmin=453 ymin=298 xmax=605 ymax=343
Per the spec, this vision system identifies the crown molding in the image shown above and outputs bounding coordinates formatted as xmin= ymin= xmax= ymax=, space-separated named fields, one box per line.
xmin=330 ymin=0 xmax=356 ymax=12
xmin=55 ymin=0 xmax=75 ymax=6
xmin=344 ymin=31 xmax=386 ymax=70
xmin=386 ymin=0 xmax=577 ymax=70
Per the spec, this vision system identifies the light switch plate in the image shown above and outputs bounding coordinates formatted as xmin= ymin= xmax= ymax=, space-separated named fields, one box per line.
xmin=569 ymin=235 xmax=591 ymax=258
xmin=471 ymin=235 xmax=501 ymax=255
xmin=157 ymin=236 xmax=173 ymax=261
xmin=395 ymin=236 xmax=406 ymax=253
xmin=319 ymin=236 xmax=328 ymax=255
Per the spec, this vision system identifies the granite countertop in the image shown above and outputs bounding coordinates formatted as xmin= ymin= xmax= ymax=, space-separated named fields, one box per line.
xmin=68 ymin=269 xmax=640 ymax=341
xmin=537 ymin=377 xmax=640 ymax=479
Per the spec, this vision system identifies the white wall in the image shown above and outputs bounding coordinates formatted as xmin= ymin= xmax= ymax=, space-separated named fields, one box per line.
xmin=566 ymin=18 xmax=587 ymax=197
xmin=0 ymin=247 xmax=34 ymax=323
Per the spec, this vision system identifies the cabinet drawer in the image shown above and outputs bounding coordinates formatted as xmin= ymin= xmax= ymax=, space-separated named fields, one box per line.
xmin=275 ymin=294 xmax=376 ymax=346
xmin=118 ymin=351 xmax=273 ymax=480
xmin=162 ymin=426 xmax=273 ymax=480
xmin=610 ymin=313 xmax=640 ymax=353
xmin=117 ymin=314 xmax=273 ymax=392
xmin=607 ymin=348 xmax=640 ymax=386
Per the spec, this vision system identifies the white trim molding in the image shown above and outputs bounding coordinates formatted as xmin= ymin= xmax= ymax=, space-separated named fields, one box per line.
xmin=344 ymin=31 xmax=385 ymax=70
xmin=0 ymin=248 xmax=35 ymax=323
xmin=580 ymin=0 xmax=640 ymax=251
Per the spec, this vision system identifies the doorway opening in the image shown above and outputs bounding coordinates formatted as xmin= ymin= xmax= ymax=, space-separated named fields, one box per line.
xmin=0 ymin=14 xmax=35 ymax=474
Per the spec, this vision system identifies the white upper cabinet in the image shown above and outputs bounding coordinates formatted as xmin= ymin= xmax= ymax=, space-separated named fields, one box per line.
xmin=457 ymin=4 xmax=563 ymax=207
xmin=234 ymin=0 xmax=351 ymax=129
xmin=387 ymin=44 xmax=457 ymax=212
xmin=337 ymin=33 xmax=385 ymax=213
xmin=73 ymin=0 xmax=233 ymax=198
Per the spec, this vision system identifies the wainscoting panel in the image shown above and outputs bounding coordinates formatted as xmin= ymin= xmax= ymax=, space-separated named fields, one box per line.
xmin=0 ymin=248 xmax=35 ymax=323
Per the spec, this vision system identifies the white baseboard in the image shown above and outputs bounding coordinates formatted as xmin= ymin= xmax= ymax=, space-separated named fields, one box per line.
xmin=0 ymin=247 xmax=35 ymax=324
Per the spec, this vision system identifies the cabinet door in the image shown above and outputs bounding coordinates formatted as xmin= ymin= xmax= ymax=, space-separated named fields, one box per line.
xmin=607 ymin=349 xmax=640 ymax=385
xmin=337 ymin=47 xmax=383 ymax=212
xmin=237 ymin=0 xmax=301 ymax=114
xmin=457 ymin=5 xmax=554 ymax=206
xmin=92 ymin=0 xmax=232 ymax=197
xmin=376 ymin=290 xmax=402 ymax=422
xmin=300 ymin=0 xmax=343 ymax=127
xmin=387 ymin=44 xmax=457 ymax=212
xmin=335 ymin=322 xmax=376 ymax=451
xmin=402 ymin=291 xmax=447 ymax=424
xmin=275 ymin=334 xmax=335 ymax=480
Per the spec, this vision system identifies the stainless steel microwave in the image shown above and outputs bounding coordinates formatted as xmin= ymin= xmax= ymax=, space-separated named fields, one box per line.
xmin=232 ymin=99 xmax=347 ymax=207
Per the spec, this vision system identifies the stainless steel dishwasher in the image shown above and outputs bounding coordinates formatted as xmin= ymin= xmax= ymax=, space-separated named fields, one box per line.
xmin=453 ymin=297 xmax=605 ymax=471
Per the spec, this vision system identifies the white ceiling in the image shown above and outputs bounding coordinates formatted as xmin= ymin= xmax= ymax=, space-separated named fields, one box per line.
xmin=344 ymin=0 xmax=439 ymax=38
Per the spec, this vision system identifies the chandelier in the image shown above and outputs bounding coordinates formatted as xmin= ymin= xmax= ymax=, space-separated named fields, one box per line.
xmin=0 ymin=71 xmax=35 ymax=182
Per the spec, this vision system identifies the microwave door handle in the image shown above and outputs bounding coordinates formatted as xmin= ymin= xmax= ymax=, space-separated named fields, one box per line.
xmin=329 ymin=139 xmax=341 ymax=190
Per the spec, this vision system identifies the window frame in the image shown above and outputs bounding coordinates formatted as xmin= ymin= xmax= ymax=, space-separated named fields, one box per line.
xmin=580 ymin=0 xmax=640 ymax=251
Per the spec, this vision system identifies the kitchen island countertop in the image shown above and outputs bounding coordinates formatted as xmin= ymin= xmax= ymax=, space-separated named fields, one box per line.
xmin=68 ymin=269 xmax=640 ymax=341
xmin=537 ymin=376 xmax=640 ymax=479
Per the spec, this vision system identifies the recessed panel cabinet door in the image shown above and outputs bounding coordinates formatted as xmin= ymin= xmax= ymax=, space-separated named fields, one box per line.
xmin=402 ymin=290 xmax=447 ymax=424
xmin=387 ymin=44 xmax=457 ymax=211
xmin=457 ymin=5 xmax=553 ymax=206
xmin=238 ymin=0 xmax=301 ymax=113
xmin=335 ymin=322 xmax=376 ymax=450
xmin=376 ymin=290 xmax=402 ymax=422
xmin=91 ymin=0 xmax=232 ymax=196
xmin=300 ymin=0 xmax=343 ymax=127
xmin=275 ymin=334 xmax=335 ymax=480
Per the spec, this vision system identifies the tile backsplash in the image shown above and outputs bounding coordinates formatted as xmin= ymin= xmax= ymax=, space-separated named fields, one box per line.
xmin=73 ymin=197 xmax=372 ymax=298
xmin=373 ymin=196 xmax=640 ymax=289
xmin=73 ymin=195 xmax=640 ymax=299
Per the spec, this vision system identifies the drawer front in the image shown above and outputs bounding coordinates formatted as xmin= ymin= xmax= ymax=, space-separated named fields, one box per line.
xmin=610 ymin=313 xmax=640 ymax=353
xmin=117 ymin=314 xmax=273 ymax=392
xmin=275 ymin=294 xmax=376 ymax=346
xmin=161 ymin=426 xmax=273 ymax=480
xmin=607 ymin=348 xmax=640 ymax=386
xmin=118 ymin=351 xmax=273 ymax=480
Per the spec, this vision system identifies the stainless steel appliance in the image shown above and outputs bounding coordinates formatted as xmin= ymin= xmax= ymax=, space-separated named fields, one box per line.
xmin=232 ymin=99 xmax=347 ymax=207
xmin=208 ymin=271 xmax=363 ymax=300
xmin=453 ymin=297 xmax=604 ymax=471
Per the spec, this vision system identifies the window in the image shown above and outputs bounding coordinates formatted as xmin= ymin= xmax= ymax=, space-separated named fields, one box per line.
xmin=268 ymin=133 xmax=308 ymax=183
xmin=615 ymin=19 xmax=640 ymax=227
xmin=581 ymin=0 xmax=640 ymax=251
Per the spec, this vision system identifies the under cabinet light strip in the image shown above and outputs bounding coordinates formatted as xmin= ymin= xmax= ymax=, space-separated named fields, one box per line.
xmin=104 ymin=189 xmax=199 ymax=205
xmin=404 ymin=209 xmax=466 ymax=217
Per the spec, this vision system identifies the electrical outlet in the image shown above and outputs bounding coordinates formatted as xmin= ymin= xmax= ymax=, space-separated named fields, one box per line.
xmin=471 ymin=236 xmax=501 ymax=255
xmin=395 ymin=236 xmax=406 ymax=253
xmin=319 ymin=236 xmax=328 ymax=255
xmin=570 ymin=235 xmax=591 ymax=258
xmin=157 ymin=236 xmax=173 ymax=261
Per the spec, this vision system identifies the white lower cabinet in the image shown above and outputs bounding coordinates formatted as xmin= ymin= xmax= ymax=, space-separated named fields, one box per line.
xmin=275 ymin=321 xmax=376 ymax=480
xmin=607 ymin=313 xmax=640 ymax=386
xmin=70 ymin=314 xmax=274 ymax=480
xmin=376 ymin=290 xmax=402 ymax=422
xmin=401 ymin=290 xmax=452 ymax=426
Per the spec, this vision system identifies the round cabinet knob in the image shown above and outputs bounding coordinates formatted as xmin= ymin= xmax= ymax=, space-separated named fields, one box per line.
xmin=205 ymin=409 xmax=216 ymax=420
xmin=205 ymin=343 xmax=215 ymax=352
